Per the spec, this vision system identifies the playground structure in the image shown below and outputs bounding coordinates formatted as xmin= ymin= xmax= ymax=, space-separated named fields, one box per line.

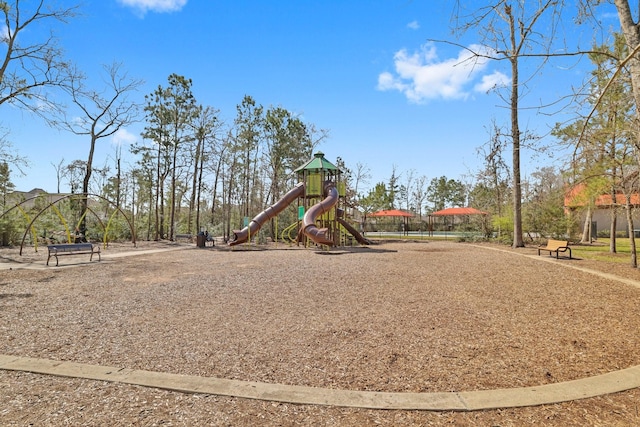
xmin=228 ymin=152 xmax=370 ymax=247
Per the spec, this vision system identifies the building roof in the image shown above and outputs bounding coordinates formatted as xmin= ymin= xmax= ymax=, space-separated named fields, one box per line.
xmin=431 ymin=207 xmax=488 ymax=216
xmin=564 ymin=183 xmax=640 ymax=208
xmin=369 ymin=209 xmax=414 ymax=217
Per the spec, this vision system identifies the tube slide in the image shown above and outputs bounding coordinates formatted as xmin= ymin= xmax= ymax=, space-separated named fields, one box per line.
xmin=302 ymin=184 xmax=339 ymax=246
xmin=337 ymin=217 xmax=372 ymax=245
xmin=228 ymin=182 xmax=305 ymax=246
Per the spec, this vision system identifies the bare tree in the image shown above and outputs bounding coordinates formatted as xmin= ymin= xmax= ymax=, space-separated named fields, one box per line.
xmin=399 ymin=169 xmax=415 ymax=211
xmin=64 ymin=159 xmax=85 ymax=194
xmin=352 ymin=162 xmax=371 ymax=198
xmin=0 ymin=128 xmax=28 ymax=174
xmin=0 ymin=129 xmax=26 ymax=215
xmin=52 ymin=62 xmax=143 ymax=233
xmin=412 ymin=174 xmax=429 ymax=222
xmin=0 ymin=0 xmax=80 ymax=114
xmin=451 ymin=1 xmax=565 ymax=248
xmin=51 ymin=158 xmax=65 ymax=193
xmin=474 ymin=120 xmax=511 ymax=236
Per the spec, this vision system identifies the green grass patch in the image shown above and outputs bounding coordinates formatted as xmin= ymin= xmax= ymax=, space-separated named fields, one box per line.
xmin=571 ymin=238 xmax=636 ymax=264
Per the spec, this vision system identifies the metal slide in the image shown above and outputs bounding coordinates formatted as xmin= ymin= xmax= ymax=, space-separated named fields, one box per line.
xmin=228 ymin=182 xmax=305 ymax=246
xmin=301 ymin=184 xmax=340 ymax=246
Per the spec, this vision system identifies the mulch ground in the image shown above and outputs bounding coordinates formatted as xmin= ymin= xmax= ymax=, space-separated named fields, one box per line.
xmin=1 ymin=239 xmax=640 ymax=426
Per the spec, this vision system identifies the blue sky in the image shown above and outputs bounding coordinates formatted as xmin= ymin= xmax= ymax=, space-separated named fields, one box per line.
xmin=5 ymin=0 xmax=620 ymax=194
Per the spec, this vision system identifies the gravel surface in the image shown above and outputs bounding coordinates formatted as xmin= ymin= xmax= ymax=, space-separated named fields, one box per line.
xmin=1 ymin=239 xmax=640 ymax=426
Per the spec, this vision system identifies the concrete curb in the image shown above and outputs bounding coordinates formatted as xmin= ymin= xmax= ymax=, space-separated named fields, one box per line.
xmin=1 ymin=354 xmax=640 ymax=410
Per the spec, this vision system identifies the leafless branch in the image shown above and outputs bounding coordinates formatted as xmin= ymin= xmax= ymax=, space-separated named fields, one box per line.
xmin=0 ymin=0 xmax=81 ymax=116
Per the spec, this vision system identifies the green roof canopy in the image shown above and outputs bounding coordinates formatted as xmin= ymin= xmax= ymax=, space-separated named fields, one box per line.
xmin=295 ymin=152 xmax=340 ymax=173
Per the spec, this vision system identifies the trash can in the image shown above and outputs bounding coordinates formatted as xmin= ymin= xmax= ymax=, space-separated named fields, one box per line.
xmin=196 ymin=232 xmax=206 ymax=248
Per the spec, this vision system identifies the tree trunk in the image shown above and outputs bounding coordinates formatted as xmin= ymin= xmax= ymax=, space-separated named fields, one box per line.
xmin=615 ymin=1 xmax=640 ymax=113
xmin=81 ymin=135 xmax=97 ymax=236
xmin=154 ymin=143 xmax=161 ymax=241
xmin=609 ymin=192 xmax=617 ymax=253
xmin=190 ymin=137 xmax=202 ymax=233
xmin=225 ymin=165 xmax=235 ymax=241
xmin=609 ymin=199 xmax=618 ymax=254
xmin=580 ymin=206 xmax=593 ymax=243
xmin=169 ymin=138 xmax=178 ymax=241
xmin=507 ymin=9 xmax=524 ymax=248
xmin=195 ymin=138 xmax=205 ymax=234
xmin=211 ymin=147 xmax=225 ymax=226
xmin=613 ymin=0 xmax=640 ymax=265
xmin=147 ymin=179 xmax=153 ymax=241
xmin=116 ymin=156 xmax=121 ymax=209
xmin=625 ymin=194 xmax=637 ymax=267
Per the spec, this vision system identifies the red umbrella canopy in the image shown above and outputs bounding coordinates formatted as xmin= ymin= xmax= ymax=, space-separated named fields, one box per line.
xmin=369 ymin=209 xmax=414 ymax=217
xmin=431 ymin=207 xmax=488 ymax=216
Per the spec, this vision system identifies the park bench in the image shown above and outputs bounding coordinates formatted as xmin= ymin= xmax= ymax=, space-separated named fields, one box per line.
xmin=538 ymin=239 xmax=571 ymax=259
xmin=175 ymin=233 xmax=193 ymax=242
xmin=46 ymin=243 xmax=101 ymax=266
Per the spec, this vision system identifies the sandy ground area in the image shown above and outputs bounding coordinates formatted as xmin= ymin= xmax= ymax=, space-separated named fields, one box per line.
xmin=1 ymin=239 xmax=640 ymax=426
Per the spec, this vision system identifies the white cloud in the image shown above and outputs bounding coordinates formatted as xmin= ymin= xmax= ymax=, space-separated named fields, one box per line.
xmin=474 ymin=71 xmax=510 ymax=93
xmin=1 ymin=25 xmax=8 ymax=43
xmin=117 ymin=0 xmax=187 ymax=15
xmin=111 ymin=128 xmax=138 ymax=147
xmin=377 ymin=43 xmax=505 ymax=103
xmin=377 ymin=72 xmax=408 ymax=92
xmin=407 ymin=20 xmax=420 ymax=30
xmin=599 ymin=12 xmax=619 ymax=21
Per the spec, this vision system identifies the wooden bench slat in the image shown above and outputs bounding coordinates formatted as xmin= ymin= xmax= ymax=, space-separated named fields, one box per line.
xmin=538 ymin=239 xmax=571 ymax=259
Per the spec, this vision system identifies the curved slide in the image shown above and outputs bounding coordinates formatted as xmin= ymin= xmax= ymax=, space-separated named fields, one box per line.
xmin=228 ymin=182 xmax=305 ymax=246
xmin=228 ymin=181 xmax=363 ymax=247
xmin=302 ymin=184 xmax=339 ymax=246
